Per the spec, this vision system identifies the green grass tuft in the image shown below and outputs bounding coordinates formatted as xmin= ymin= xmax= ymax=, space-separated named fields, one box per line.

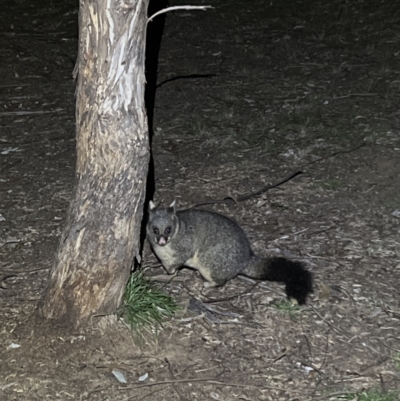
xmin=121 ymin=271 xmax=177 ymax=337
xmin=271 ymin=300 xmax=301 ymax=322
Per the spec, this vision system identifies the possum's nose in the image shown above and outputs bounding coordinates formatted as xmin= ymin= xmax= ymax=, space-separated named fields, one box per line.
xmin=158 ymin=236 xmax=167 ymax=246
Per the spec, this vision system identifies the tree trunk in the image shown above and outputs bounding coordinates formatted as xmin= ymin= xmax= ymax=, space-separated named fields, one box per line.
xmin=39 ymin=0 xmax=150 ymax=327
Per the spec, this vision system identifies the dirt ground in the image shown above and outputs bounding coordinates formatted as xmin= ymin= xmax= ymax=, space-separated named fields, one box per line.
xmin=1 ymin=0 xmax=400 ymax=400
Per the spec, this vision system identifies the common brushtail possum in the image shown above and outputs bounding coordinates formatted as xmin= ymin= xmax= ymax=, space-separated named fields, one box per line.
xmin=147 ymin=201 xmax=312 ymax=304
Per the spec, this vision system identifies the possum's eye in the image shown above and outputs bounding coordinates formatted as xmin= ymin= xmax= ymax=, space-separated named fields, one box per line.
xmin=165 ymin=227 xmax=172 ymax=235
xmin=153 ymin=227 xmax=160 ymax=235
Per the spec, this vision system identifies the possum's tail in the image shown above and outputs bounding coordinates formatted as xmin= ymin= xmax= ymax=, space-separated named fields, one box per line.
xmin=242 ymin=255 xmax=313 ymax=305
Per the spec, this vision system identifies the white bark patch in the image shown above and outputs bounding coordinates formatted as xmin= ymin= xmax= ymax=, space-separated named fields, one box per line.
xmin=75 ymin=227 xmax=86 ymax=252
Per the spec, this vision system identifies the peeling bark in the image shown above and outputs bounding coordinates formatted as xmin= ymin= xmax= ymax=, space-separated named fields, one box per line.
xmin=39 ymin=0 xmax=150 ymax=327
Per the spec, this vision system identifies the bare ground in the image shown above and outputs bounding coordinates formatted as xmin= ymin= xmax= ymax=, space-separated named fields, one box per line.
xmin=1 ymin=0 xmax=400 ymax=400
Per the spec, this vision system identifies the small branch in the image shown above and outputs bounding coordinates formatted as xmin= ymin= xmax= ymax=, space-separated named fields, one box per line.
xmin=0 ymin=109 xmax=64 ymax=116
xmin=192 ymin=170 xmax=303 ymax=208
xmin=309 ymin=306 xmax=351 ymax=337
xmin=122 ymin=377 xmax=288 ymax=392
xmin=203 ymin=283 xmax=260 ymax=304
xmin=236 ymin=170 xmax=303 ymax=202
xmin=332 ymin=93 xmax=378 ymax=100
xmin=192 ymin=142 xmax=366 ymax=208
xmin=299 ymin=142 xmax=365 ymax=167
xmin=148 ymin=6 xmax=213 ymax=23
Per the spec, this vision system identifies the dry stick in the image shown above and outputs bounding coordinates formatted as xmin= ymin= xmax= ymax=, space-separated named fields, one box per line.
xmin=123 ymin=387 xmax=166 ymax=401
xmin=309 ymin=305 xmax=351 ymax=337
xmin=147 ymin=6 xmax=213 ymax=23
xmin=2 ymin=267 xmax=52 ymax=274
xmin=0 ymin=109 xmax=64 ymax=116
xmin=203 ymin=282 xmax=260 ymax=304
xmin=332 ymin=93 xmax=378 ymax=100
xmin=299 ymin=142 xmax=365 ymax=168
xmin=193 ymin=141 xmax=365 ymax=208
xmin=237 ymin=170 xmax=303 ymax=202
xmin=0 ymin=84 xmax=31 ymax=88
xmin=122 ymin=377 xmax=289 ymax=392
xmin=165 ymin=358 xmax=187 ymax=401
xmin=193 ymin=170 xmax=303 ymax=208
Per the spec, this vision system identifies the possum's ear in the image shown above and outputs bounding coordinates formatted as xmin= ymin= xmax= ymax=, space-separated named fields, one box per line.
xmin=149 ymin=200 xmax=156 ymax=211
xmin=168 ymin=200 xmax=176 ymax=213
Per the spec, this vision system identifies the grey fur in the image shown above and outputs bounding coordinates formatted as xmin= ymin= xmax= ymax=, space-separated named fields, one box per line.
xmin=146 ymin=201 xmax=312 ymax=303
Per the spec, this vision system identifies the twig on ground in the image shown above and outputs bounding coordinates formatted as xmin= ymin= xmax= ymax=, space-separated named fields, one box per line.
xmin=192 ymin=170 xmax=303 ymax=207
xmin=332 ymin=92 xmax=378 ymax=100
xmin=165 ymin=358 xmax=187 ymax=401
xmin=192 ymin=142 xmax=365 ymax=208
xmin=122 ymin=377 xmax=290 ymax=392
xmin=309 ymin=305 xmax=351 ymax=337
xmin=299 ymin=142 xmax=366 ymax=167
xmin=203 ymin=282 xmax=260 ymax=304
xmin=0 ymin=109 xmax=64 ymax=116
